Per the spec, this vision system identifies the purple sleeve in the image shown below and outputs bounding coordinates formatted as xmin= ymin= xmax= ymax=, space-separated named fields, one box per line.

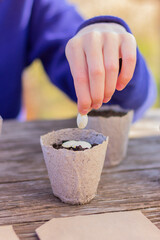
xmin=28 ymin=1 xmax=157 ymax=122
xmin=27 ymin=0 xmax=84 ymax=101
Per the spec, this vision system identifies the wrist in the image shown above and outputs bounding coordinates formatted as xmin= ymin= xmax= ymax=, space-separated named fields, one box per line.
xmin=77 ymin=22 xmax=127 ymax=37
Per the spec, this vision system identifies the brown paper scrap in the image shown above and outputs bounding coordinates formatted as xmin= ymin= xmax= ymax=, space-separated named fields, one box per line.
xmin=0 ymin=225 xmax=19 ymax=240
xmin=36 ymin=211 xmax=160 ymax=240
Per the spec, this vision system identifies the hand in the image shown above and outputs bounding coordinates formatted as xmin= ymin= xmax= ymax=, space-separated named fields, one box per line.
xmin=65 ymin=22 xmax=137 ymax=115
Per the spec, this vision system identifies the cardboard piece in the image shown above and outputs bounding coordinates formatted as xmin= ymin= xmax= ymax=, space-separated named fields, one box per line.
xmin=0 ymin=116 xmax=2 ymax=134
xmin=87 ymin=105 xmax=133 ymax=167
xmin=0 ymin=225 xmax=19 ymax=240
xmin=40 ymin=128 xmax=108 ymax=205
xmin=36 ymin=211 xmax=160 ymax=240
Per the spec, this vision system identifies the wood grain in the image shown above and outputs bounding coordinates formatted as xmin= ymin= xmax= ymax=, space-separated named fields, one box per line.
xmin=0 ymin=110 xmax=160 ymax=240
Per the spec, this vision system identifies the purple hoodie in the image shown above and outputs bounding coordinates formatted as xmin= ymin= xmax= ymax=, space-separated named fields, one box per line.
xmin=0 ymin=0 xmax=157 ymax=120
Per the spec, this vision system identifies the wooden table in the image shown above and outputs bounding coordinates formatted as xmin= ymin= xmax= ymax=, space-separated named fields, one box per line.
xmin=0 ymin=109 xmax=160 ymax=240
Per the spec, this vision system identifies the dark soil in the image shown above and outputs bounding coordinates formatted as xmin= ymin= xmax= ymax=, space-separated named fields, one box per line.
xmin=88 ymin=109 xmax=127 ymax=118
xmin=52 ymin=142 xmax=98 ymax=151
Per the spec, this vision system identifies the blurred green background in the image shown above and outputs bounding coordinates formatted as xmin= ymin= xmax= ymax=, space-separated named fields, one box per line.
xmin=23 ymin=0 xmax=160 ymax=120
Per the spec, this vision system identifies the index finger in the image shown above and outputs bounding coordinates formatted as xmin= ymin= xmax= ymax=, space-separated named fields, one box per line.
xmin=66 ymin=39 xmax=91 ymax=115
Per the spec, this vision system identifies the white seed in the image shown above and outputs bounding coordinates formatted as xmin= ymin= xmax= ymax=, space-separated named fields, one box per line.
xmin=62 ymin=140 xmax=76 ymax=148
xmin=77 ymin=113 xmax=88 ymax=129
xmin=62 ymin=140 xmax=91 ymax=149
xmin=72 ymin=141 xmax=91 ymax=149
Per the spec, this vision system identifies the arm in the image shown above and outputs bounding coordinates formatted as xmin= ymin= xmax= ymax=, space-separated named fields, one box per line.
xmin=28 ymin=0 xmax=157 ymax=122
xmin=80 ymin=16 xmax=156 ymax=122
xmin=66 ymin=17 xmax=157 ymax=122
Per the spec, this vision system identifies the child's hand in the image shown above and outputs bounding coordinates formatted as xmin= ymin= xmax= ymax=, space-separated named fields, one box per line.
xmin=65 ymin=23 xmax=136 ymax=115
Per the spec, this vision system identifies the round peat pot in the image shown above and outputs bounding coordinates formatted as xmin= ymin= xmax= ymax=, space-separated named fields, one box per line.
xmin=87 ymin=105 xmax=133 ymax=167
xmin=40 ymin=128 xmax=108 ymax=205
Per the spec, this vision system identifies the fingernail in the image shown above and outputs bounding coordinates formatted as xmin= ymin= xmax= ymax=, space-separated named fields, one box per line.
xmin=117 ymin=83 xmax=125 ymax=91
xmin=103 ymin=98 xmax=110 ymax=103
xmin=80 ymin=109 xmax=89 ymax=115
xmin=92 ymin=104 xmax=101 ymax=109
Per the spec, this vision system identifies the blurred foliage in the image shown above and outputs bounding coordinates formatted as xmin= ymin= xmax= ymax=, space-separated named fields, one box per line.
xmin=137 ymin=37 xmax=160 ymax=107
xmin=23 ymin=0 xmax=159 ymax=120
xmin=23 ymin=62 xmax=77 ymax=120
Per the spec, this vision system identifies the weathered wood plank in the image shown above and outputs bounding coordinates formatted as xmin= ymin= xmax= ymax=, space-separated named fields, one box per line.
xmin=0 ymin=134 xmax=160 ymax=184
xmin=0 ymin=115 xmax=160 ymax=184
xmin=0 ymin=110 xmax=159 ymax=240
xmin=0 ymin=168 xmax=160 ymax=224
